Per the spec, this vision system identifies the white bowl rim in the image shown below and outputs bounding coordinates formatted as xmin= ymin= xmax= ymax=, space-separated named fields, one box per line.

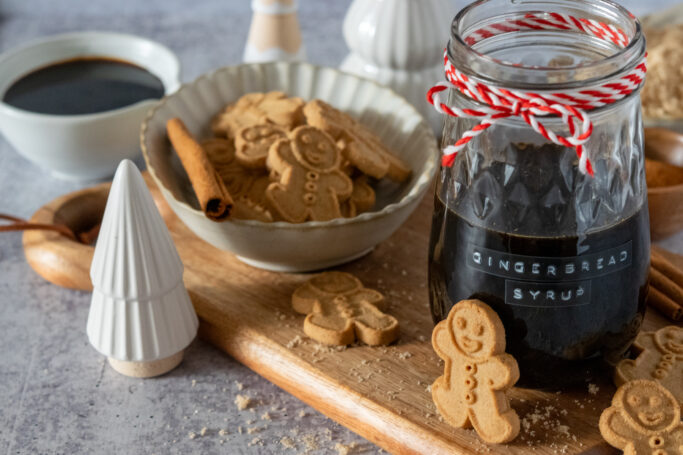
xmin=0 ymin=31 xmax=181 ymax=123
xmin=140 ymin=61 xmax=440 ymax=230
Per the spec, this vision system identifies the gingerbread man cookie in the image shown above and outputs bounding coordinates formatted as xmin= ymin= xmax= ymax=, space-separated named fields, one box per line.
xmin=600 ymin=379 xmax=683 ymax=455
xmin=616 ymin=326 xmax=682 ymax=404
xmin=235 ymin=124 xmax=287 ymax=169
xmin=265 ymin=126 xmax=353 ymax=222
xmin=212 ymin=91 xmax=304 ymax=138
xmin=201 ymin=138 xmax=272 ymax=222
xmin=432 ymin=299 xmax=520 ymax=444
xmin=292 ymin=271 xmax=399 ymax=346
xmin=303 ymin=100 xmax=411 ymax=182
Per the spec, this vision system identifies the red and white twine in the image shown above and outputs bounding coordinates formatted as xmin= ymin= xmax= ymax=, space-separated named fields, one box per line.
xmin=427 ymin=12 xmax=647 ymax=176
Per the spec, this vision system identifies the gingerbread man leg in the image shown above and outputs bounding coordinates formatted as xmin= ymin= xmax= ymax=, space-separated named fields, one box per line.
xmin=432 ymin=376 xmax=471 ymax=428
xmin=266 ymin=184 xmax=308 ymax=222
xmin=468 ymin=395 xmax=520 ymax=444
xmin=352 ymin=304 xmax=399 ymax=346
xmin=309 ymin=191 xmax=343 ymax=221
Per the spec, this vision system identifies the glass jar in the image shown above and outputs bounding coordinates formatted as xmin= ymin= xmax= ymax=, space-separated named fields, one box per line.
xmin=428 ymin=0 xmax=649 ymax=388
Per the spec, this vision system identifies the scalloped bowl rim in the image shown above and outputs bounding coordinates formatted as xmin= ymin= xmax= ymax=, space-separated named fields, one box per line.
xmin=140 ymin=61 xmax=439 ymax=230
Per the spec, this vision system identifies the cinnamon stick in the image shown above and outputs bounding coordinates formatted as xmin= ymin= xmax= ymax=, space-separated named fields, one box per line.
xmin=647 ymin=285 xmax=682 ymax=321
xmin=650 ymin=266 xmax=683 ymax=304
xmin=166 ymin=118 xmax=233 ymax=221
xmin=651 ymin=249 xmax=683 ymax=289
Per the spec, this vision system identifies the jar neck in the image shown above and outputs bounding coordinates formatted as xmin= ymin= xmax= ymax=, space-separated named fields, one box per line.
xmin=447 ymin=0 xmax=646 ymax=91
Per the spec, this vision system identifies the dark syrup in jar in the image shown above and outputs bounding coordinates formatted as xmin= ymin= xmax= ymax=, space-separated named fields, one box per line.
xmin=428 ymin=145 xmax=650 ymax=388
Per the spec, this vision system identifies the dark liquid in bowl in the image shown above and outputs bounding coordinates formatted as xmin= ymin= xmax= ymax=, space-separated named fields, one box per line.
xmin=2 ymin=57 xmax=164 ymax=115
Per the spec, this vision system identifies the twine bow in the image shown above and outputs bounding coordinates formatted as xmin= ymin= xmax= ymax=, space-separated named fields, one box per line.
xmin=427 ymin=12 xmax=647 ymax=176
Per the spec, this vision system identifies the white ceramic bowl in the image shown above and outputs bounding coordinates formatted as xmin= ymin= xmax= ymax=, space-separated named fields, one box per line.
xmin=0 ymin=32 xmax=181 ymax=181
xmin=141 ymin=62 xmax=439 ymax=272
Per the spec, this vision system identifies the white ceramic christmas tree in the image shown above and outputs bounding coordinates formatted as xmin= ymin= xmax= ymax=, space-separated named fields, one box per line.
xmin=87 ymin=160 xmax=198 ymax=378
xmin=243 ymin=0 xmax=306 ymax=62
xmin=340 ymin=0 xmax=453 ymax=131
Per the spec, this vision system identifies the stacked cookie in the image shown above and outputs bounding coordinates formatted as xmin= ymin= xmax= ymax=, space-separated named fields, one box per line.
xmin=205 ymin=92 xmax=411 ymax=223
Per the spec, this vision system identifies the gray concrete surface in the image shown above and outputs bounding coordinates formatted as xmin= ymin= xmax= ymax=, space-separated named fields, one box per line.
xmin=0 ymin=1 xmax=681 ymax=454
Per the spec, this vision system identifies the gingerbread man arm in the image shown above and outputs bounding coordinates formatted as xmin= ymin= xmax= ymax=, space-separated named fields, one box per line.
xmin=266 ymin=138 xmax=297 ymax=176
xmin=599 ymin=407 xmax=634 ymax=453
xmin=615 ymin=332 xmax=658 ymax=386
xmin=632 ymin=331 xmax=656 ymax=353
xmin=327 ymin=170 xmax=353 ymax=201
xmin=477 ymin=354 xmax=520 ymax=390
xmin=669 ymin=425 xmax=683 ymax=452
xmin=432 ymin=320 xmax=453 ymax=362
xmin=351 ymin=288 xmax=385 ymax=311
xmin=292 ymin=282 xmax=324 ymax=315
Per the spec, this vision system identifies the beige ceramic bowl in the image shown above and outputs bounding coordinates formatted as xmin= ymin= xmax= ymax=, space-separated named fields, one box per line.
xmin=141 ymin=62 xmax=439 ymax=272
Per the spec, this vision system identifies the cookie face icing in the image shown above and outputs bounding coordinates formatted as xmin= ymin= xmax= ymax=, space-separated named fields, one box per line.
xmin=450 ymin=303 xmax=503 ymax=360
xmin=622 ymin=381 xmax=679 ymax=432
xmin=655 ymin=326 xmax=683 ymax=355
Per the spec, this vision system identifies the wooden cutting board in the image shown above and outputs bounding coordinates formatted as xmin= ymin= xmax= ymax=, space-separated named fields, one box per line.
xmin=25 ymin=177 xmax=676 ymax=455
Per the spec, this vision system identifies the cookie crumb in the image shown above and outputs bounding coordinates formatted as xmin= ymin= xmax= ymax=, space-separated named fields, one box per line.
xmin=188 ymin=432 xmax=196 ymax=440
xmin=287 ymin=335 xmax=304 ymax=349
xmin=588 ymin=383 xmax=599 ymax=395
xmin=200 ymin=427 xmax=207 ymax=436
xmin=235 ymin=381 xmax=244 ymax=391
xmin=397 ymin=351 xmax=413 ymax=360
xmin=218 ymin=429 xmax=228 ymax=436
xmin=280 ymin=436 xmax=296 ymax=449
xmin=302 ymin=434 xmax=319 ymax=451
xmin=235 ymin=394 xmax=251 ymax=410
xmin=247 ymin=426 xmax=261 ymax=434
xmin=261 ymin=412 xmax=271 ymax=421
xmin=298 ymin=410 xmax=306 ymax=418
xmin=248 ymin=437 xmax=263 ymax=447
xmin=334 ymin=442 xmax=358 ymax=455
xmin=191 ymin=379 xmax=197 ymax=387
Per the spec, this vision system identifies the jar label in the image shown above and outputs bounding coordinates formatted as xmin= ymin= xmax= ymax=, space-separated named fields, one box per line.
xmin=505 ymin=280 xmax=591 ymax=307
xmin=467 ymin=241 xmax=632 ymax=307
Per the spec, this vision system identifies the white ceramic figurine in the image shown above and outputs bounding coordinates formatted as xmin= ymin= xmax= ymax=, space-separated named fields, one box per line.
xmin=86 ymin=160 xmax=198 ymax=378
xmin=340 ymin=0 xmax=452 ymax=131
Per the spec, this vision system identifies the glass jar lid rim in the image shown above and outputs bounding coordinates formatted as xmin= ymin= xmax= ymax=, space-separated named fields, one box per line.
xmin=448 ymin=0 xmax=646 ymax=90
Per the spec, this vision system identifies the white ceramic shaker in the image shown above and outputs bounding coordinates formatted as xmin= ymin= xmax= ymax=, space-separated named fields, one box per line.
xmin=86 ymin=160 xmax=199 ymax=378
xmin=243 ymin=0 xmax=306 ymax=62
xmin=341 ymin=0 xmax=453 ymax=132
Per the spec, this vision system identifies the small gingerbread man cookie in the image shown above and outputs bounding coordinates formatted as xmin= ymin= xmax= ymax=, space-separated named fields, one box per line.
xmin=292 ymin=271 xmax=399 ymax=346
xmin=599 ymin=379 xmax=683 ymax=455
xmin=303 ymin=100 xmax=411 ymax=182
xmin=235 ymin=124 xmax=287 ymax=169
xmin=616 ymin=326 xmax=682 ymax=404
xmin=266 ymin=126 xmax=353 ymax=222
xmin=212 ymin=91 xmax=304 ymax=138
xmin=432 ymin=299 xmax=520 ymax=444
